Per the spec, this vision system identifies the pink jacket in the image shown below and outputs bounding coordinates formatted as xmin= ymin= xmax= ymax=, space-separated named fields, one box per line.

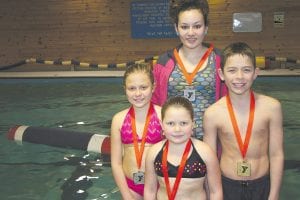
xmin=152 ymin=44 xmax=227 ymax=106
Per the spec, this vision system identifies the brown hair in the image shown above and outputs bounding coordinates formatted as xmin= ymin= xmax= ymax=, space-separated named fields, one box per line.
xmin=169 ymin=0 xmax=209 ymax=26
xmin=161 ymin=96 xmax=194 ymax=121
xmin=221 ymin=42 xmax=256 ymax=71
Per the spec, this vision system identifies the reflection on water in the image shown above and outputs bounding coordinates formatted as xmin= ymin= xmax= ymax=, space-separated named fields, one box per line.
xmin=0 ymin=77 xmax=299 ymax=199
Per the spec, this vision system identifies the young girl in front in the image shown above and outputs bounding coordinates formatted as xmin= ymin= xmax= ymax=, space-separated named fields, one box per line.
xmin=144 ymin=96 xmax=222 ymax=200
xmin=110 ymin=63 xmax=163 ymax=200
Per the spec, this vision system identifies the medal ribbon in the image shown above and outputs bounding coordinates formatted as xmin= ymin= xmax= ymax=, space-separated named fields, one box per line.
xmin=173 ymin=44 xmax=214 ymax=85
xmin=226 ymin=91 xmax=255 ymax=158
xmin=129 ymin=103 xmax=154 ymax=169
xmin=162 ymin=139 xmax=192 ymax=200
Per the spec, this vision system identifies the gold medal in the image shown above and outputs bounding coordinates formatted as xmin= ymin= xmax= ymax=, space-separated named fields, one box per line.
xmin=133 ymin=171 xmax=145 ymax=185
xmin=237 ymin=160 xmax=251 ymax=177
xmin=227 ymin=92 xmax=255 ymax=178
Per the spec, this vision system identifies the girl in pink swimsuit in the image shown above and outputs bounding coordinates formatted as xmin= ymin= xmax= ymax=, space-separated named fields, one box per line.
xmin=110 ymin=63 xmax=163 ymax=199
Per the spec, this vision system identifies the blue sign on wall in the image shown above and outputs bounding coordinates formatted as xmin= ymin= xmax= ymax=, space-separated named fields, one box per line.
xmin=130 ymin=0 xmax=177 ymax=39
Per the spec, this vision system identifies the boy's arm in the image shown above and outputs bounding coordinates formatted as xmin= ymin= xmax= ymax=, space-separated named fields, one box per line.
xmin=203 ymin=108 xmax=218 ymax=153
xmin=203 ymin=108 xmax=219 ymax=198
xmin=144 ymin=145 xmax=159 ymax=200
xmin=200 ymin=143 xmax=223 ymax=200
xmin=268 ymin=100 xmax=284 ymax=200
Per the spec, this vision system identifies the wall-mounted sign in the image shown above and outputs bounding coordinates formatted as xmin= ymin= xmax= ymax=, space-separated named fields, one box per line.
xmin=233 ymin=12 xmax=262 ymax=32
xmin=273 ymin=12 xmax=285 ymax=28
xmin=130 ymin=0 xmax=177 ymax=39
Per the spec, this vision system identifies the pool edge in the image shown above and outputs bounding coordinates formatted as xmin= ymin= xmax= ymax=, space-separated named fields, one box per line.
xmin=0 ymin=69 xmax=300 ymax=78
xmin=0 ymin=71 xmax=125 ymax=78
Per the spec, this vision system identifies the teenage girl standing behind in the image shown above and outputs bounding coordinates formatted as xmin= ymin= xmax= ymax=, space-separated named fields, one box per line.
xmin=110 ymin=63 xmax=163 ymax=200
xmin=152 ymin=0 xmax=227 ymax=140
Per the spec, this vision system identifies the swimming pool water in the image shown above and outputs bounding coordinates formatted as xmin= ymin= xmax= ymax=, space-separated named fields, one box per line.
xmin=0 ymin=77 xmax=299 ymax=199
xmin=0 ymin=78 xmax=127 ymax=200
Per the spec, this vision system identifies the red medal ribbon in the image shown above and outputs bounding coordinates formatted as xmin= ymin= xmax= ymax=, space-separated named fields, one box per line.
xmin=162 ymin=139 xmax=192 ymax=200
xmin=226 ymin=91 xmax=255 ymax=158
xmin=173 ymin=44 xmax=214 ymax=85
xmin=129 ymin=103 xmax=154 ymax=169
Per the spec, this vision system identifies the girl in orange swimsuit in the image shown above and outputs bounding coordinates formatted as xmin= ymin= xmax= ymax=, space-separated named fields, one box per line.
xmin=111 ymin=63 xmax=163 ymax=199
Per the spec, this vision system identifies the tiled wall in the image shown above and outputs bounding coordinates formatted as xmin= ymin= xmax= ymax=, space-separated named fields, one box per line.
xmin=0 ymin=0 xmax=299 ymax=67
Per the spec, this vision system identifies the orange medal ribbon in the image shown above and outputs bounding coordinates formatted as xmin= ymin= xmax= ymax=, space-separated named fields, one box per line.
xmin=173 ymin=44 xmax=214 ymax=85
xmin=226 ymin=91 xmax=255 ymax=158
xmin=129 ymin=103 xmax=154 ymax=169
xmin=162 ymin=139 xmax=192 ymax=200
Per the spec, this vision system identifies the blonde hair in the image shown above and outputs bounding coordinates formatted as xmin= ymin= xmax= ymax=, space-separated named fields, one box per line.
xmin=123 ymin=63 xmax=154 ymax=86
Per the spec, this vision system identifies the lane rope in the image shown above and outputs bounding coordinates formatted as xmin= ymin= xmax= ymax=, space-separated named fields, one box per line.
xmin=0 ymin=56 xmax=159 ymax=71
xmin=0 ymin=55 xmax=299 ymax=71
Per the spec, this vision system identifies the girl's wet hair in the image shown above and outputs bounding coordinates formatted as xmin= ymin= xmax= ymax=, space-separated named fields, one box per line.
xmin=169 ymin=0 xmax=209 ymax=26
xmin=162 ymin=96 xmax=194 ymax=121
xmin=221 ymin=42 xmax=256 ymax=71
xmin=123 ymin=63 xmax=154 ymax=86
